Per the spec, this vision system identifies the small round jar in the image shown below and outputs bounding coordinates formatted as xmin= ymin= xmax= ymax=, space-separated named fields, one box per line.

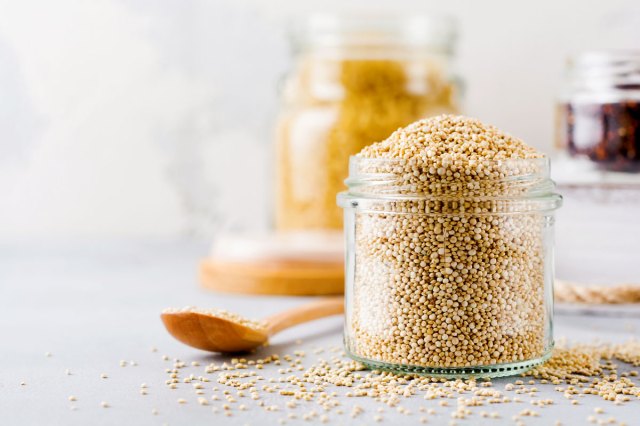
xmin=338 ymin=156 xmax=562 ymax=378
xmin=556 ymin=50 xmax=640 ymax=173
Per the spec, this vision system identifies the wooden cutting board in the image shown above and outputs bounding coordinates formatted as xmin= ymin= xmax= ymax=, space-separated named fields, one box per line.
xmin=199 ymin=232 xmax=345 ymax=296
xmin=199 ymin=258 xmax=344 ymax=295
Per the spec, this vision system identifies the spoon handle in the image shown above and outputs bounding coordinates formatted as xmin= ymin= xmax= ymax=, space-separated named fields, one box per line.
xmin=265 ymin=296 xmax=344 ymax=335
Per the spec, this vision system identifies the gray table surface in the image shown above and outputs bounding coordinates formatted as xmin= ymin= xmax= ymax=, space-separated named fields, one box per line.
xmin=1 ymin=239 xmax=638 ymax=426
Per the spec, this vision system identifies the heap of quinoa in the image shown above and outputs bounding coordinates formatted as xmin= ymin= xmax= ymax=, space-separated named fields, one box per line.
xmin=360 ymin=115 xmax=540 ymax=161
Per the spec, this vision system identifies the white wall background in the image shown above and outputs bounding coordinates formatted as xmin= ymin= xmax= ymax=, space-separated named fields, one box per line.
xmin=1 ymin=0 xmax=639 ymax=239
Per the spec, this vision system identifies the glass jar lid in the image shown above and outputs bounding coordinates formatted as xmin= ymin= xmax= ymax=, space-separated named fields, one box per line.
xmin=566 ymin=50 xmax=640 ymax=95
xmin=290 ymin=13 xmax=457 ymax=54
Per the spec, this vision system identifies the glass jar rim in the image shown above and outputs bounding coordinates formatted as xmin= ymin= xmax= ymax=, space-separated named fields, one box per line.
xmin=347 ymin=154 xmax=550 ymax=166
xmin=339 ymin=155 xmax=562 ymax=209
xmin=345 ymin=155 xmax=552 ymax=183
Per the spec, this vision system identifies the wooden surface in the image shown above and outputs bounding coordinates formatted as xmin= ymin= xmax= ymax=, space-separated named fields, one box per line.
xmin=199 ymin=258 xmax=344 ymax=296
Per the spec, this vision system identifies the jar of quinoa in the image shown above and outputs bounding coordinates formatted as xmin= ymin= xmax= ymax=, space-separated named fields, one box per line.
xmin=338 ymin=115 xmax=562 ymax=378
xmin=275 ymin=13 xmax=460 ymax=231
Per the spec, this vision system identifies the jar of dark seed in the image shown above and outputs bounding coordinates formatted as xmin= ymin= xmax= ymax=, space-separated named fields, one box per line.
xmin=557 ymin=50 xmax=640 ymax=173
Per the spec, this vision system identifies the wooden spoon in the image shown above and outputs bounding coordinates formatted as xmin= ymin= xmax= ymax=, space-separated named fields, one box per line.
xmin=161 ymin=297 xmax=344 ymax=353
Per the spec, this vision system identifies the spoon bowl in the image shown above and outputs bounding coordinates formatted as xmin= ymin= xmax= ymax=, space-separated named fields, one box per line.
xmin=161 ymin=311 xmax=268 ymax=353
xmin=161 ymin=296 xmax=344 ymax=354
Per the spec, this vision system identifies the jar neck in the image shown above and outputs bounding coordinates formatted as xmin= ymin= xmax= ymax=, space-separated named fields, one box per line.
xmin=343 ymin=156 xmax=559 ymax=201
xmin=566 ymin=50 xmax=640 ymax=94
xmin=290 ymin=13 xmax=457 ymax=58
xmin=338 ymin=156 xmax=562 ymax=214
xmin=294 ymin=45 xmax=453 ymax=63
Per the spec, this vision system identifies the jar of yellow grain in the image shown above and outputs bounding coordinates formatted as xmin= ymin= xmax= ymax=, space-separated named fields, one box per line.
xmin=338 ymin=115 xmax=562 ymax=378
xmin=275 ymin=14 xmax=461 ymax=231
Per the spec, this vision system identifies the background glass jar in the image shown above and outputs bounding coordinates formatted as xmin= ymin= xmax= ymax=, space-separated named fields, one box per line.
xmin=556 ymin=50 xmax=640 ymax=173
xmin=553 ymin=51 xmax=640 ymax=304
xmin=275 ymin=14 xmax=461 ymax=231
xmin=338 ymin=156 xmax=562 ymax=378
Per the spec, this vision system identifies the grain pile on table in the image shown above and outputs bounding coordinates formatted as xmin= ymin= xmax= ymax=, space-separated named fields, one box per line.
xmin=44 ymin=337 xmax=639 ymax=423
xmin=554 ymin=279 xmax=640 ymax=304
xmin=153 ymin=339 xmax=639 ymax=425
xmin=347 ymin=115 xmax=550 ymax=369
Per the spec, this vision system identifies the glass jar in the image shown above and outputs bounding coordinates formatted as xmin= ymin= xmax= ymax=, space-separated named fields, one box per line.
xmin=338 ymin=156 xmax=562 ymax=378
xmin=275 ymin=14 xmax=461 ymax=231
xmin=553 ymin=50 xmax=640 ymax=305
xmin=556 ymin=50 xmax=640 ymax=174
